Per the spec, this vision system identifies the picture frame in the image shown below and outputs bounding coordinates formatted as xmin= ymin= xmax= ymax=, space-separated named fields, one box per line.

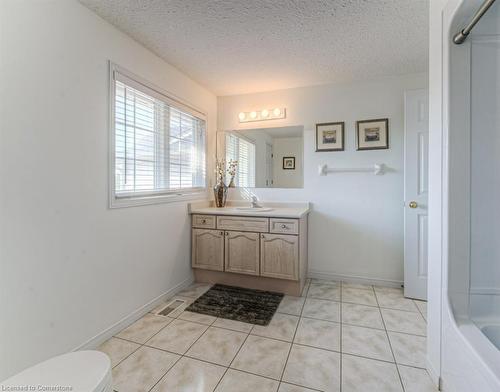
xmin=316 ymin=122 xmax=345 ymax=152
xmin=283 ymin=156 xmax=295 ymax=170
xmin=356 ymin=118 xmax=389 ymax=150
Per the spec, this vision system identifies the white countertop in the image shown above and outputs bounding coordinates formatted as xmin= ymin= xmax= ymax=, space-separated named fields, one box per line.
xmin=188 ymin=201 xmax=310 ymax=218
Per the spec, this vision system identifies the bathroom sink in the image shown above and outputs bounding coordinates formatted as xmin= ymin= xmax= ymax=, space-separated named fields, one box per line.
xmin=234 ymin=207 xmax=274 ymax=212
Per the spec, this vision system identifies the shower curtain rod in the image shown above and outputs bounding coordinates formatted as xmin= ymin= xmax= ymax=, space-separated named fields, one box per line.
xmin=453 ymin=0 xmax=497 ymax=44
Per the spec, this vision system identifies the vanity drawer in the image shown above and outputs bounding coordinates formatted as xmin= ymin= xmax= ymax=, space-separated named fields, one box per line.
xmin=217 ymin=216 xmax=269 ymax=233
xmin=192 ymin=214 xmax=216 ymax=229
xmin=269 ymin=218 xmax=299 ymax=235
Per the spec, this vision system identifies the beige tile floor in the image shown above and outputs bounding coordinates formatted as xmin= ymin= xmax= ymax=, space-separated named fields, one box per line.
xmin=98 ymin=279 xmax=437 ymax=392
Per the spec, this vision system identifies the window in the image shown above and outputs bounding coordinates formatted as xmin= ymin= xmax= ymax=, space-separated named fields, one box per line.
xmin=110 ymin=64 xmax=206 ymax=207
xmin=225 ymin=133 xmax=256 ymax=187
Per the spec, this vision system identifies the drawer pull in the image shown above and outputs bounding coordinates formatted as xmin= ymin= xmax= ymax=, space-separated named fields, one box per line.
xmin=201 ymin=219 xmax=206 ymax=223
xmin=270 ymin=218 xmax=298 ymax=234
xmin=220 ymin=231 xmax=224 ymax=235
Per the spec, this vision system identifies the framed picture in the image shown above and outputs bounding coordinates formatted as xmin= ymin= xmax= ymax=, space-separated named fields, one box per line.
xmin=316 ymin=122 xmax=345 ymax=152
xmin=283 ymin=157 xmax=295 ymax=170
xmin=356 ymin=118 xmax=389 ymax=150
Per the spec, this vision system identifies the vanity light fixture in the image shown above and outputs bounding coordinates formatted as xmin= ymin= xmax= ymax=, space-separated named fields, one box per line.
xmin=238 ymin=107 xmax=286 ymax=123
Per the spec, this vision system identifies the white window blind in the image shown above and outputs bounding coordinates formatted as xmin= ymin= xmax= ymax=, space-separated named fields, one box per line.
xmin=225 ymin=133 xmax=256 ymax=187
xmin=111 ymin=67 xmax=206 ymax=205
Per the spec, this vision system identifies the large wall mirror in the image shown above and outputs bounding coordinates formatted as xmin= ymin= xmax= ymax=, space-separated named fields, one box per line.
xmin=217 ymin=126 xmax=304 ymax=189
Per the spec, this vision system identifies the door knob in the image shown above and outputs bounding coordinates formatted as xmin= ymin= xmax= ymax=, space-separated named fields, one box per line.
xmin=409 ymin=201 xmax=418 ymax=209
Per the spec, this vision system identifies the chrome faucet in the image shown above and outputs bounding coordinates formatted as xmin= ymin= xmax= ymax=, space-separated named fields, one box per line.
xmin=251 ymin=196 xmax=262 ymax=208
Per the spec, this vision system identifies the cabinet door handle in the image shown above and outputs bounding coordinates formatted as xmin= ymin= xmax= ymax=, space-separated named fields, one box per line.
xmin=225 ymin=232 xmax=229 ymax=236
xmin=261 ymin=234 xmax=265 ymax=239
xmin=219 ymin=231 xmax=224 ymax=235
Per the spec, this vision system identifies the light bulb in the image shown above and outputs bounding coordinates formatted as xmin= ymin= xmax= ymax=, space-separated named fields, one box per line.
xmin=250 ymin=111 xmax=257 ymax=119
xmin=273 ymin=108 xmax=281 ymax=117
xmin=238 ymin=112 xmax=246 ymax=121
xmin=261 ymin=109 xmax=269 ymax=118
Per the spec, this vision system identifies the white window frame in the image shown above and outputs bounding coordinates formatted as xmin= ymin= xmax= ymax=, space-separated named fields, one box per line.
xmin=108 ymin=62 xmax=208 ymax=208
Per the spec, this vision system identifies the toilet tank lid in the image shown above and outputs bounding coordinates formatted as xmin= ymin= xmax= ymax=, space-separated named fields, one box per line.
xmin=1 ymin=350 xmax=111 ymax=392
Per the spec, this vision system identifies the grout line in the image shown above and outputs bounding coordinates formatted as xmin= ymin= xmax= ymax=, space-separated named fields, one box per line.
xmin=278 ymin=381 xmax=323 ymax=392
xmin=109 ymin=290 xmax=209 ymax=392
xmin=305 ymin=291 xmax=422 ymax=314
xmin=115 ymin=302 xmax=427 ymax=357
xmin=147 ymin=320 xmax=210 ymax=391
xmin=109 ymin=314 xmax=180 ymax=371
xmin=109 ymin=282 xmax=429 ymax=391
xmin=413 ymin=299 xmax=428 ymax=321
xmin=301 ymin=280 xmax=311 ymax=297
xmin=146 ymin=311 xmax=217 ymax=392
xmin=146 ymin=352 xmax=183 ymax=392
xmin=115 ymin=334 xmax=429 ymax=376
xmin=379 ymin=306 xmax=421 ymax=314
xmin=211 ymin=324 xmax=254 ymax=391
xmin=278 ymin=287 xmax=308 ymax=388
xmin=374 ymin=288 xmax=406 ymax=392
xmin=385 ymin=329 xmax=427 ymax=338
xmin=107 ymin=339 xmax=141 ymax=370
xmin=213 ymin=367 xmax=324 ymax=392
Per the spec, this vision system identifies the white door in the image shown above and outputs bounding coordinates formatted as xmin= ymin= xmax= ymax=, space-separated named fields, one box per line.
xmin=404 ymin=89 xmax=429 ymax=300
xmin=265 ymin=143 xmax=273 ymax=187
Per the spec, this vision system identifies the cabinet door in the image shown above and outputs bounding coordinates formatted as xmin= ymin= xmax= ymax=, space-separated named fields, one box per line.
xmin=192 ymin=229 xmax=224 ymax=271
xmin=224 ymin=231 xmax=260 ymax=275
xmin=260 ymin=234 xmax=299 ymax=280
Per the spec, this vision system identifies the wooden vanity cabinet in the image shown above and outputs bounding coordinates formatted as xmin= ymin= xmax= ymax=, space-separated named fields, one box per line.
xmin=191 ymin=228 xmax=224 ymax=271
xmin=191 ymin=213 xmax=308 ymax=295
xmin=224 ymin=231 xmax=260 ymax=275
xmin=260 ymin=233 xmax=299 ymax=280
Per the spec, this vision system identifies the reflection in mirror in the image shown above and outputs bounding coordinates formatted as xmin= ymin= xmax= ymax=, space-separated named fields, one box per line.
xmin=217 ymin=126 xmax=304 ymax=189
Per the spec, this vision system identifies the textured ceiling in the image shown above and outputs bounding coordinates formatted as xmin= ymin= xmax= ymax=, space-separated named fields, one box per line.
xmin=80 ymin=0 xmax=429 ymax=96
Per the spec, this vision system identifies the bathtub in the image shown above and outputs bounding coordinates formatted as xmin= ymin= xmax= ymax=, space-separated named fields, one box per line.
xmin=471 ymin=293 xmax=500 ymax=350
xmin=440 ymin=0 xmax=500 ymax=390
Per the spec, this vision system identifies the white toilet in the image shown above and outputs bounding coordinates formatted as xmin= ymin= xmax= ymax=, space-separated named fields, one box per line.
xmin=1 ymin=351 xmax=112 ymax=392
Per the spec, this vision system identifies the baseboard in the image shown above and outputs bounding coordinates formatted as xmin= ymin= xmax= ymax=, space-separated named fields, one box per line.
xmin=74 ymin=276 xmax=194 ymax=351
xmin=308 ymin=269 xmax=403 ymax=288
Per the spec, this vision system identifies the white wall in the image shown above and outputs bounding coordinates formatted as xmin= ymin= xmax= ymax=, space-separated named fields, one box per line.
xmin=0 ymin=0 xmax=216 ymax=379
xmin=273 ymin=137 xmax=303 ymax=188
xmin=219 ymin=73 xmax=428 ymax=284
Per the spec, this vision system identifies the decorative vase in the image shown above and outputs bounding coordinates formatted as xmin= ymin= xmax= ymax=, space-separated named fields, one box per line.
xmin=213 ymin=180 xmax=228 ymax=208
xmin=228 ymin=176 xmax=235 ymax=188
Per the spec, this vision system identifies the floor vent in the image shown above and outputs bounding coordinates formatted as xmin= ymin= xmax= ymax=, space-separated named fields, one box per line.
xmin=156 ymin=299 xmax=186 ymax=317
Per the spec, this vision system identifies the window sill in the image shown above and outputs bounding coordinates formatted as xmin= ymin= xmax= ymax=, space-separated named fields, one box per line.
xmin=109 ymin=190 xmax=208 ymax=209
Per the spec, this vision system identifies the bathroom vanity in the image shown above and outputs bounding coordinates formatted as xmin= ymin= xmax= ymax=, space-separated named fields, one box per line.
xmin=188 ymin=201 xmax=310 ymax=295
